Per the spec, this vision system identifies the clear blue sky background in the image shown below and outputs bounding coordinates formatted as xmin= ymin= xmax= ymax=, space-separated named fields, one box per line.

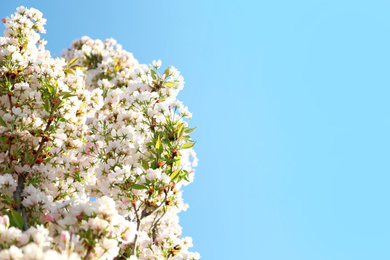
xmin=2 ymin=1 xmax=390 ymax=259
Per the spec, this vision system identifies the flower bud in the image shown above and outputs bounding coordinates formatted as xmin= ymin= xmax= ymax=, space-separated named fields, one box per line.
xmin=60 ymin=230 xmax=70 ymax=242
xmin=45 ymin=213 xmax=55 ymax=222
xmin=0 ymin=215 xmax=9 ymax=227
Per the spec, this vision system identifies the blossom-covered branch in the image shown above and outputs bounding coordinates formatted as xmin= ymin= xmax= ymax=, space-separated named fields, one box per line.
xmin=0 ymin=6 xmax=200 ymax=260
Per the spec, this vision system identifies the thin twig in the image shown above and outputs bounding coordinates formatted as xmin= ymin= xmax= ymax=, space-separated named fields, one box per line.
xmin=149 ymin=211 xmax=160 ymax=235
xmin=152 ymin=208 xmax=167 ymax=241
xmin=130 ymin=219 xmax=141 ymax=256
xmin=132 ymin=202 xmax=140 ymax=222
xmin=130 ymin=202 xmax=141 ymax=256
xmin=144 ymin=191 xmax=168 ymax=217
xmin=8 ymin=94 xmax=13 ymax=115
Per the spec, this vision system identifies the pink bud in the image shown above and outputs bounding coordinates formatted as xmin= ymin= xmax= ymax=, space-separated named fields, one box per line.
xmin=45 ymin=213 xmax=55 ymax=222
xmin=60 ymin=230 xmax=70 ymax=242
xmin=1 ymin=18 xmax=5 ymax=23
xmin=25 ymin=66 xmax=35 ymax=75
xmin=0 ymin=215 xmax=9 ymax=227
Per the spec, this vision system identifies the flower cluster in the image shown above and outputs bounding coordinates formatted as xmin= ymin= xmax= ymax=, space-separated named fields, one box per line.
xmin=0 ymin=6 xmax=199 ymax=260
xmin=0 ymin=215 xmax=80 ymax=259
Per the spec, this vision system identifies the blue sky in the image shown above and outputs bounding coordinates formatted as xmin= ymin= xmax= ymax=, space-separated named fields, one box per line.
xmin=2 ymin=1 xmax=390 ymax=259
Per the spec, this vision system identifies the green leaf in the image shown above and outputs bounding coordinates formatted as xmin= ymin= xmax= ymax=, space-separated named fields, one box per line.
xmin=0 ymin=199 xmax=10 ymax=206
xmin=10 ymin=209 xmax=23 ymax=229
xmin=58 ymin=117 xmax=69 ymax=123
xmin=155 ymin=136 xmax=162 ymax=150
xmin=180 ymin=141 xmax=196 ymax=149
xmin=176 ymin=157 xmax=181 ymax=166
xmin=185 ymin=126 xmax=197 ymax=133
xmin=47 ymin=84 xmax=55 ymax=96
xmin=74 ymin=172 xmax=82 ymax=182
xmin=53 ymin=101 xmax=63 ymax=111
xmin=166 ymin=158 xmax=179 ymax=164
xmin=129 ymin=184 xmax=148 ymax=190
xmin=125 ymin=247 xmax=131 ymax=256
xmin=64 ymin=68 xmax=75 ymax=76
xmin=163 ymin=67 xmax=170 ymax=79
xmin=176 ymin=123 xmax=185 ymax=139
xmin=140 ymin=159 xmax=149 ymax=170
xmin=71 ymin=64 xmax=83 ymax=71
xmin=43 ymin=97 xmax=50 ymax=112
xmin=155 ymin=136 xmax=163 ymax=156
xmin=151 ymin=162 xmax=159 ymax=169
xmin=59 ymin=92 xmax=77 ymax=99
xmin=150 ymin=69 xmax=157 ymax=80
xmin=114 ymin=63 xmax=120 ymax=73
xmin=161 ymin=139 xmax=172 ymax=147
xmin=68 ymin=58 xmax=78 ymax=67
xmin=164 ymin=82 xmax=178 ymax=88
xmin=170 ymin=169 xmax=181 ymax=181
xmin=0 ymin=116 xmax=7 ymax=127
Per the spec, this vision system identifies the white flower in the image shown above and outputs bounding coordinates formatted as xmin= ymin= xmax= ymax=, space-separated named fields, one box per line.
xmin=161 ymin=173 xmax=171 ymax=183
xmin=152 ymin=59 xmax=162 ymax=69
xmin=146 ymin=169 xmax=161 ymax=180
xmin=14 ymin=82 xmax=30 ymax=90
xmin=29 ymin=8 xmax=43 ymax=19
xmin=16 ymin=6 xmax=29 ymax=15
xmin=12 ymin=107 xmax=27 ymax=117
xmin=4 ymin=45 xmax=17 ymax=55
xmin=2 ymin=113 xmax=13 ymax=123
xmin=0 ymin=245 xmax=23 ymax=260
xmin=21 ymin=243 xmax=44 ymax=260
xmin=11 ymin=52 xmax=23 ymax=63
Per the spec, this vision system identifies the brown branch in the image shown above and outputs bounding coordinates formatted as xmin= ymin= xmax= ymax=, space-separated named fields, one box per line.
xmin=132 ymin=202 xmax=140 ymax=222
xmin=130 ymin=219 xmax=141 ymax=256
xmin=130 ymin=202 xmax=141 ymax=256
xmin=21 ymin=206 xmax=28 ymax=230
xmin=149 ymin=211 xmax=160 ymax=235
xmin=85 ymin=245 xmax=94 ymax=260
xmin=33 ymin=118 xmax=52 ymax=164
xmin=152 ymin=208 xmax=167 ymax=242
xmin=12 ymin=108 xmax=52 ymax=231
xmin=8 ymin=94 xmax=13 ymax=115
xmin=144 ymin=191 xmax=168 ymax=217
xmin=130 ymin=191 xmax=169 ymax=256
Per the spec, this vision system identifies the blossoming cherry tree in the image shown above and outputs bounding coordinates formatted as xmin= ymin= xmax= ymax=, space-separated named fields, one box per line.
xmin=0 ymin=6 xmax=200 ymax=260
